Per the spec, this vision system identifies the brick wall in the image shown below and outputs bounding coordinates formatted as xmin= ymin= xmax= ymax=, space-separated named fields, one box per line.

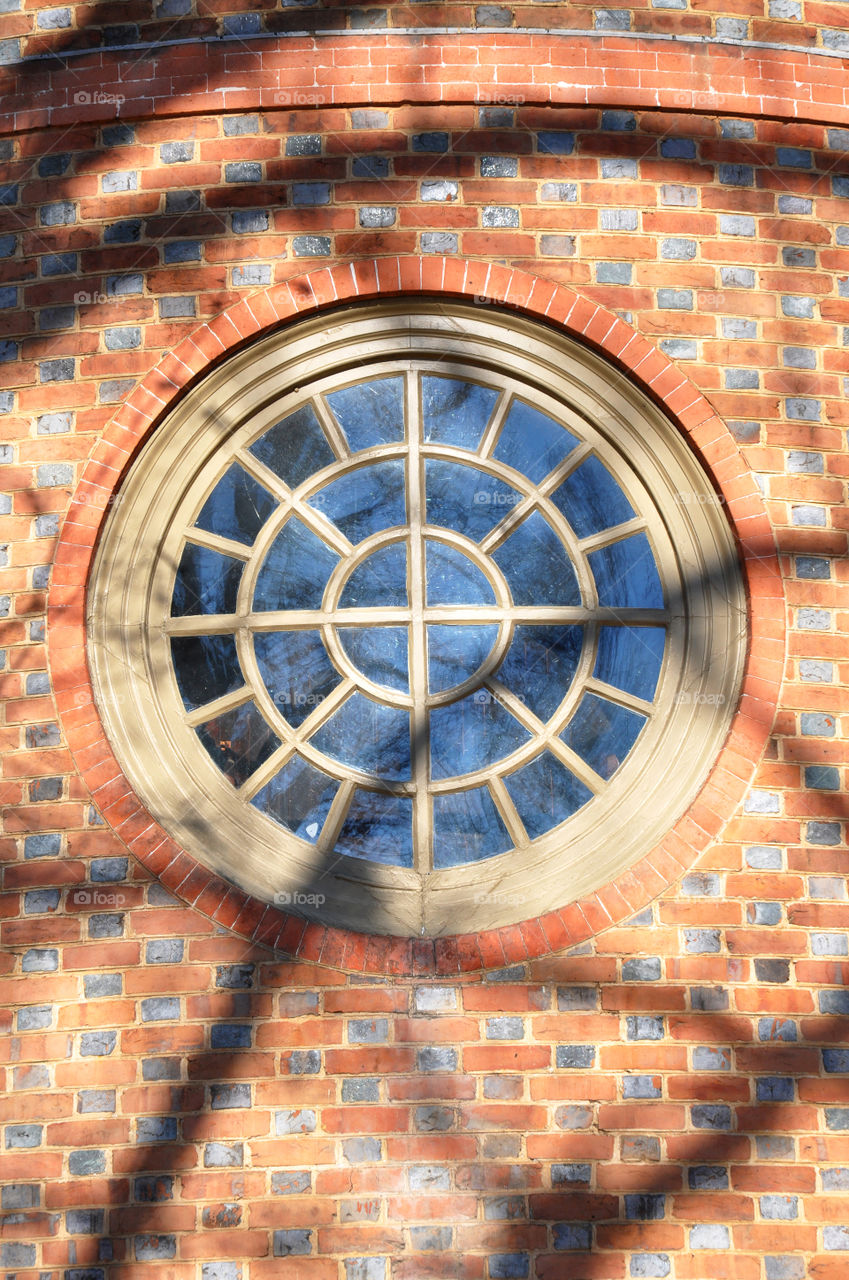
xmin=2 ymin=6 xmax=849 ymax=1279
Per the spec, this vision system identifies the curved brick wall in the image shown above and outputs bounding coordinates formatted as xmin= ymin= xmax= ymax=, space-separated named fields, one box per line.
xmin=2 ymin=4 xmax=849 ymax=1279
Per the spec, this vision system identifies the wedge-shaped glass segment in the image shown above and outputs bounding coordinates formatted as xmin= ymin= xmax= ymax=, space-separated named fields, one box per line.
xmin=594 ymin=626 xmax=665 ymax=701
xmin=172 ymin=543 xmax=243 ymax=616
xmin=560 ymin=692 xmax=646 ymax=780
xmin=505 ymin=750 xmax=592 ymax=839
xmin=496 ymin=625 xmax=583 ymax=722
xmin=426 ymin=541 xmax=495 ymax=607
xmin=427 ymin=624 xmax=499 ymax=695
xmin=588 ymin=533 xmax=663 ymax=608
xmin=334 ymin=789 xmax=414 ymax=867
xmin=425 ymin=460 xmax=522 ymax=542
xmin=433 ymin=786 xmax=512 ymax=866
xmin=339 ymin=542 xmax=408 ymax=607
xmin=254 ymin=518 xmax=340 ymax=611
xmin=492 ymin=512 xmax=580 ymax=606
xmin=195 ymin=463 xmax=277 ymax=546
xmin=325 ymin=377 xmax=405 ymax=451
xmin=422 ymin=376 xmax=499 ymax=450
xmin=308 ymin=460 xmax=405 ymax=544
xmin=251 ymin=754 xmax=338 ymax=842
xmin=249 ymin=403 xmax=335 ymax=489
xmin=338 ymin=627 xmax=409 ymax=694
xmin=171 ymin=635 xmax=243 ymax=711
xmin=551 ymin=455 xmax=636 ymax=538
xmin=430 ymin=691 xmax=531 ymax=780
xmin=255 ymin=630 xmax=342 ymax=728
xmin=493 ymin=399 xmax=579 ymax=484
xmin=197 ymin=701 xmax=279 ymax=787
xmin=312 ymin=692 xmax=411 ymax=781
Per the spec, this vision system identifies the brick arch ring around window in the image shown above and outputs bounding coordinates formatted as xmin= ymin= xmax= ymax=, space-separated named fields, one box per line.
xmin=49 ymin=257 xmax=783 ymax=976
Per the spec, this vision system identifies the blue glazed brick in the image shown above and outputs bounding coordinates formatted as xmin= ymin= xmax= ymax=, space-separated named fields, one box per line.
xmin=23 ymin=947 xmax=58 ymax=971
xmin=556 ymin=1045 xmax=596 ymax=1068
xmin=692 ymin=1104 xmax=731 ymax=1130
xmin=211 ymin=1025 xmax=252 ymax=1049
xmin=80 ymin=1030 xmax=117 ymax=1056
xmin=688 ymin=1166 xmax=728 ymax=1189
xmin=625 ymin=1194 xmax=665 ymax=1219
xmin=537 ymin=131 xmax=575 ymax=154
xmin=5 ymin=1124 xmax=43 ymax=1147
xmin=70 ymin=1150 xmax=106 ymax=1175
xmin=757 ymin=1077 xmax=794 ymax=1101
xmin=412 ymin=131 xmax=449 ymax=152
xmin=216 ymin=964 xmax=254 ymax=988
xmin=141 ymin=997 xmax=180 ymax=1022
xmin=274 ymin=1229 xmax=312 ymax=1255
xmin=490 ymin=1254 xmax=529 ymax=1278
xmin=212 ymin=1084 xmax=251 ymax=1109
xmin=554 ymin=1224 xmax=592 ymax=1250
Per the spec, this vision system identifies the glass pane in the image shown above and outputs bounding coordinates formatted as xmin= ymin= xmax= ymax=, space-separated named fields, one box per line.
xmin=594 ymin=626 xmax=665 ymax=701
xmin=427 ymin=623 xmax=499 ymax=694
xmin=311 ymin=692 xmax=411 ymax=781
xmin=425 ymin=459 xmax=523 ymax=543
xmin=249 ymin=403 xmax=335 ymax=489
xmin=493 ymin=399 xmax=579 ymax=484
xmin=194 ymin=463 xmax=276 ymax=546
xmin=334 ymin=789 xmax=414 ymax=867
xmin=307 ymin=460 xmax=405 ymax=544
xmin=254 ymin=630 xmax=342 ymax=728
xmin=504 ymin=750 xmax=592 ymax=839
xmin=430 ymin=692 xmax=531 ymax=780
xmin=325 ymin=376 xmax=405 ymax=451
xmin=251 ymin=754 xmax=338 ymax=842
xmin=495 ymin=625 xmax=583 ymax=722
xmin=433 ymin=786 xmax=512 ymax=866
xmin=253 ymin=518 xmax=340 ymax=611
xmin=339 ymin=542 xmax=408 ymax=607
xmin=172 ymin=543 xmax=243 ymax=616
xmin=422 ymin=376 xmax=499 ymax=450
xmin=197 ymin=701 xmax=279 ymax=787
xmin=337 ymin=627 xmax=409 ymax=694
xmin=560 ymin=692 xmax=647 ymax=779
xmin=492 ymin=512 xmax=580 ymax=606
xmin=171 ymin=634 xmax=243 ymax=711
xmin=426 ymin=540 xmax=495 ymax=606
xmin=588 ymin=533 xmax=663 ymax=608
xmin=551 ymin=455 xmax=635 ymax=538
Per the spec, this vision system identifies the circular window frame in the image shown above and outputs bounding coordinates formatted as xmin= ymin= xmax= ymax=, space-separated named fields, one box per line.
xmin=87 ymin=299 xmax=748 ymax=938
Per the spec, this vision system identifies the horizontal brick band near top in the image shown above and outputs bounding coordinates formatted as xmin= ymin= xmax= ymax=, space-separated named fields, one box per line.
xmin=48 ymin=256 xmax=784 ymax=976
xmin=2 ymin=32 xmax=849 ymax=135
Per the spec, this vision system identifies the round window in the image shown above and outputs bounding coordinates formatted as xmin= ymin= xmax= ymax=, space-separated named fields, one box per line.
xmin=88 ymin=303 xmax=747 ymax=936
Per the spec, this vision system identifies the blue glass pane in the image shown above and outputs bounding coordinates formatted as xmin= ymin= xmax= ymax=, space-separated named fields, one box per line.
xmin=492 ymin=512 xmax=580 ymax=606
xmin=339 ymin=543 xmax=408 ymax=607
xmin=249 ymin=404 xmax=335 ymax=489
xmin=505 ymin=751 xmax=592 ymax=838
xmin=171 ymin=635 xmax=243 ymax=711
xmin=312 ymin=692 xmax=411 ymax=781
xmin=495 ymin=625 xmax=583 ymax=721
xmin=551 ymin=455 xmax=635 ymax=538
xmin=194 ymin=463 xmax=276 ymax=546
xmin=560 ymin=692 xmax=646 ymax=780
xmin=307 ymin=460 xmax=405 ymax=544
xmin=338 ymin=627 xmax=409 ymax=694
xmin=427 ymin=624 xmax=499 ymax=694
xmin=433 ymin=786 xmax=512 ymax=866
xmin=172 ymin=543 xmax=243 ymax=616
xmin=197 ymin=701 xmax=279 ymax=787
xmin=430 ymin=692 xmax=531 ymax=780
xmin=493 ymin=399 xmax=579 ymax=484
xmin=325 ymin=377 xmax=405 ymax=451
xmin=334 ymin=789 xmax=414 ymax=867
xmin=251 ymin=755 xmax=338 ymax=842
xmin=253 ymin=519 xmax=340 ymax=611
xmin=594 ymin=626 xmax=665 ymax=701
xmin=426 ymin=541 xmax=495 ymax=606
xmin=588 ymin=533 xmax=663 ymax=608
xmin=254 ymin=630 xmax=342 ymax=728
xmin=425 ymin=460 xmax=523 ymax=542
xmin=422 ymin=376 xmax=499 ymax=450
